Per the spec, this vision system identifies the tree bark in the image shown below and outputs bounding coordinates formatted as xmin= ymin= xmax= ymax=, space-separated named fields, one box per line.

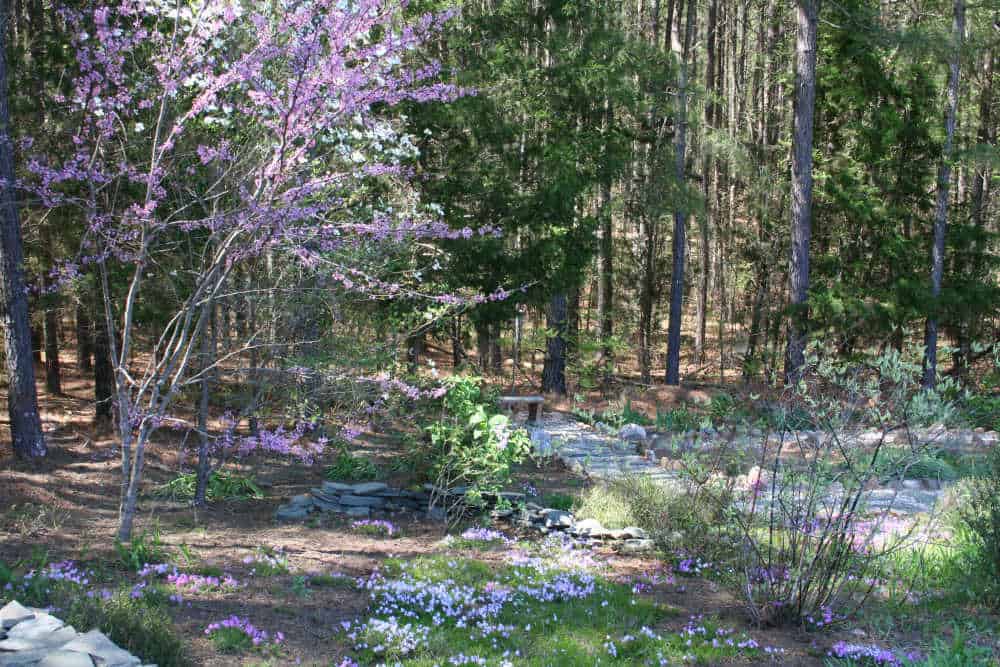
xmin=42 ymin=273 xmax=61 ymax=394
xmin=194 ymin=302 xmax=216 ymax=507
xmin=665 ymin=0 xmax=694 ymax=386
xmin=695 ymin=0 xmax=718 ymax=365
xmin=0 ymin=0 xmax=45 ymax=458
xmin=598 ymin=102 xmax=614 ymax=384
xmin=922 ymin=0 xmax=964 ymax=389
xmin=76 ymin=302 xmax=93 ymax=372
xmin=541 ymin=292 xmax=568 ymax=395
xmin=784 ymin=0 xmax=820 ymax=384
xmin=93 ymin=282 xmax=114 ymax=431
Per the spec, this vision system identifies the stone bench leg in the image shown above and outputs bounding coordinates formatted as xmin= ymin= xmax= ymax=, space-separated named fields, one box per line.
xmin=527 ymin=403 xmax=539 ymax=424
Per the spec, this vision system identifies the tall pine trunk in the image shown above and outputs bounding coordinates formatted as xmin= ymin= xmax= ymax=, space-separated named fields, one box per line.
xmin=0 ymin=0 xmax=45 ymax=458
xmin=922 ymin=0 xmax=964 ymax=389
xmin=665 ymin=0 xmax=694 ymax=386
xmin=784 ymin=0 xmax=819 ymax=384
xmin=542 ymin=293 xmax=568 ymax=395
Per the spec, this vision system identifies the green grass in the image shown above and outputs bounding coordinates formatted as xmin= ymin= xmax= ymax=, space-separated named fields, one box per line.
xmin=209 ymin=626 xmax=254 ymax=653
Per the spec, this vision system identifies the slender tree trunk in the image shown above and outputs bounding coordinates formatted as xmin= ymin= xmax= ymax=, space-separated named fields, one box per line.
xmin=695 ymin=0 xmax=718 ymax=365
xmin=922 ymin=0 xmax=964 ymax=389
xmin=93 ymin=303 xmax=114 ymax=431
xmin=665 ymin=0 xmax=694 ymax=386
xmin=541 ymin=293 xmax=568 ymax=395
xmin=42 ymin=263 xmax=60 ymax=394
xmin=598 ymin=99 xmax=614 ymax=384
xmin=489 ymin=322 xmax=502 ymax=375
xmin=76 ymin=302 xmax=93 ymax=372
xmin=784 ymin=0 xmax=820 ymax=384
xmin=0 ymin=0 xmax=45 ymax=458
xmin=194 ymin=302 xmax=216 ymax=507
xmin=475 ymin=319 xmax=490 ymax=374
xmin=451 ymin=315 xmax=465 ymax=369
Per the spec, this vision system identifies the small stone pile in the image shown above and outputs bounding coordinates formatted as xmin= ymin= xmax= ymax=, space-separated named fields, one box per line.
xmin=276 ymin=481 xmax=436 ymax=521
xmin=497 ymin=504 xmax=654 ymax=554
xmin=0 ymin=601 xmax=152 ymax=667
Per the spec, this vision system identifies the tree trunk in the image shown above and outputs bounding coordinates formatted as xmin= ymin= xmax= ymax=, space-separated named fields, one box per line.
xmin=784 ymin=0 xmax=820 ymax=384
xmin=93 ymin=285 xmax=114 ymax=431
xmin=76 ymin=302 xmax=93 ymax=372
xmin=0 ymin=0 xmax=45 ymax=458
xmin=541 ymin=293 xmax=568 ymax=395
xmin=922 ymin=0 xmax=964 ymax=389
xmin=489 ymin=322 xmax=502 ymax=375
xmin=598 ymin=103 xmax=614 ymax=384
xmin=42 ymin=281 xmax=60 ymax=394
xmin=695 ymin=0 xmax=718 ymax=365
xmin=665 ymin=0 xmax=694 ymax=386
xmin=194 ymin=302 xmax=216 ymax=507
xmin=450 ymin=315 xmax=465 ymax=369
xmin=475 ymin=320 xmax=490 ymax=374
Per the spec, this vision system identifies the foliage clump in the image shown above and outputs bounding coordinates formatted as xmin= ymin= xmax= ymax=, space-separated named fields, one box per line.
xmin=410 ymin=377 xmax=530 ymax=500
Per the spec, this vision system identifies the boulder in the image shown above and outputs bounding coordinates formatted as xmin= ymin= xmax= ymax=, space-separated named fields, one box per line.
xmin=275 ymin=504 xmax=312 ymax=521
xmin=530 ymin=429 xmax=554 ymax=457
xmin=622 ymin=526 xmax=648 ymax=540
xmin=618 ymin=538 xmax=655 ymax=554
xmin=0 ymin=602 xmax=33 ymax=630
xmin=339 ymin=495 xmax=385 ymax=507
xmin=542 ymin=510 xmax=574 ymax=529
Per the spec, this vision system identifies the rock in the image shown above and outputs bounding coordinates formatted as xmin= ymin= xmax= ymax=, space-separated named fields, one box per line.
xmin=322 ymin=481 xmax=356 ymax=493
xmin=61 ymin=631 xmax=138 ymax=667
xmin=573 ymin=518 xmax=608 ymax=538
xmin=542 ymin=510 xmax=573 ymax=529
xmin=310 ymin=497 xmax=344 ymax=512
xmin=289 ymin=494 xmax=313 ymax=507
xmin=0 ymin=649 xmax=51 ymax=666
xmin=6 ymin=614 xmax=64 ymax=640
xmin=619 ymin=424 xmax=647 ymax=442
xmin=350 ymin=482 xmax=388 ymax=495
xmin=622 ymin=526 xmax=648 ymax=540
xmin=344 ymin=506 xmax=370 ymax=518
xmin=38 ymin=650 xmax=96 ymax=667
xmin=618 ymin=538 xmax=655 ymax=554
xmin=607 ymin=529 xmax=627 ymax=540
xmin=339 ymin=495 xmax=386 ymax=507
xmin=0 ymin=602 xmax=33 ymax=630
xmin=275 ymin=504 xmax=312 ymax=521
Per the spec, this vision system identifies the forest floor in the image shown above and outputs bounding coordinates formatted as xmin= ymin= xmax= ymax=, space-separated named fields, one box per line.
xmin=1 ymin=356 xmax=998 ymax=665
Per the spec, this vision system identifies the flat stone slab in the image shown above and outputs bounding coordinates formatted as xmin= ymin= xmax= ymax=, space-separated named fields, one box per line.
xmin=61 ymin=631 xmax=136 ymax=666
xmin=350 ymin=482 xmax=388 ymax=495
xmin=0 ymin=603 xmax=34 ymax=630
xmin=38 ymin=650 xmax=96 ymax=667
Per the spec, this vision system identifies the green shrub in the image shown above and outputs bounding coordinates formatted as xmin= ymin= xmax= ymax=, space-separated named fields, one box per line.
xmin=154 ymin=471 xmax=263 ymax=502
xmin=62 ymin=590 xmax=188 ymax=666
xmin=958 ymin=446 xmax=1000 ymax=606
xmin=964 ymin=393 xmax=1000 ymax=432
xmin=655 ymin=405 xmax=700 ymax=432
xmin=539 ymin=492 xmax=575 ymax=512
xmin=411 ymin=377 xmax=530 ymax=498
xmin=325 ymin=449 xmax=380 ymax=482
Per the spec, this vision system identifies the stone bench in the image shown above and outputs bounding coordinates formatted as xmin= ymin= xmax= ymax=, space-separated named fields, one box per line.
xmin=498 ymin=395 xmax=545 ymax=423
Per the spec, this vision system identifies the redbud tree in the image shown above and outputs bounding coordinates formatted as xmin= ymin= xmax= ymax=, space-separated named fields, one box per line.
xmin=25 ymin=0 xmax=480 ymax=539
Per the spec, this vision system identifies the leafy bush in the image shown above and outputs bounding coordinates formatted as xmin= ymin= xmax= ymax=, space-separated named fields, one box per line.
xmin=703 ymin=346 xmax=948 ymax=627
xmin=325 ymin=448 xmax=380 ymax=482
xmin=575 ymin=476 xmax=726 ymax=555
xmin=655 ymin=405 xmax=701 ymax=432
xmin=539 ymin=492 xmax=575 ymax=512
xmin=963 ymin=393 xmax=1000 ymax=432
xmin=411 ymin=377 xmax=530 ymax=500
xmin=62 ymin=590 xmax=188 ymax=666
xmin=154 ymin=471 xmax=263 ymax=502
xmin=116 ymin=528 xmax=168 ymax=571
xmin=958 ymin=446 xmax=1000 ymax=606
